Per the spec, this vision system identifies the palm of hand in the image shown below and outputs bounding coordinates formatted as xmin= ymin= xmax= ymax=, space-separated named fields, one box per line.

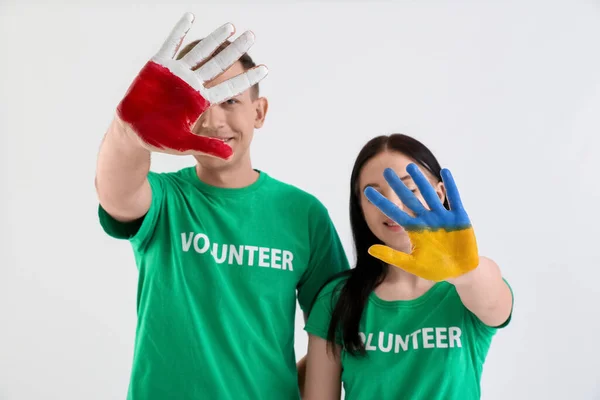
xmin=116 ymin=12 xmax=268 ymax=158
xmin=364 ymin=164 xmax=479 ymax=282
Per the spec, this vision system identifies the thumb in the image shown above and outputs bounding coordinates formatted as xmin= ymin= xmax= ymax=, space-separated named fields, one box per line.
xmin=368 ymin=244 xmax=414 ymax=269
xmin=181 ymin=131 xmax=233 ymax=159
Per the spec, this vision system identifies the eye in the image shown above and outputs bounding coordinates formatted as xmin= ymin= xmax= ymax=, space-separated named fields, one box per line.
xmin=225 ymin=98 xmax=238 ymax=105
xmin=364 ymin=185 xmax=380 ymax=193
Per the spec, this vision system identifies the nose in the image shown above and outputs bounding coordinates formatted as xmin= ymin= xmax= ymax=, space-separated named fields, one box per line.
xmin=195 ymin=105 xmax=226 ymax=132
xmin=386 ymin=189 xmax=413 ymax=215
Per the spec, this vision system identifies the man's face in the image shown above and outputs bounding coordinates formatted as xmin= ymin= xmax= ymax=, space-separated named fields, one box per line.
xmin=191 ymin=61 xmax=268 ymax=169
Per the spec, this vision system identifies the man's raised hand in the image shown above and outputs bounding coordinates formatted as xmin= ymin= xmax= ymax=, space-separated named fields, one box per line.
xmin=116 ymin=12 xmax=268 ymax=158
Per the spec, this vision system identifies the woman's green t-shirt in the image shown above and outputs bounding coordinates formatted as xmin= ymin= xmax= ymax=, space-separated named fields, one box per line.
xmin=305 ymin=276 xmax=512 ymax=400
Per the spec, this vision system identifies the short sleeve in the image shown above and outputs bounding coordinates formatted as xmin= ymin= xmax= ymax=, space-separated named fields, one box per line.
xmin=297 ymin=200 xmax=350 ymax=314
xmin=97 ymin=172 xmax=167 ymax=251
xmin=304 ymin=279 xmax=344 ymax=342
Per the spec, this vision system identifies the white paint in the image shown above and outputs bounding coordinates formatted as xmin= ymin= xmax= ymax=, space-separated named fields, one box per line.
xmin=194 ymin=30 xmax=253 ymax=81
xmin=150 ymin=12 xmax=268 ymax=104
xmin=178 ymin=21 xmax=235 ymax=71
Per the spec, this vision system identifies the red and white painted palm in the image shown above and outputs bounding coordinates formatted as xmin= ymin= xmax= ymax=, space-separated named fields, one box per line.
xmin=116 ymin=12 xmax=268 ymax=158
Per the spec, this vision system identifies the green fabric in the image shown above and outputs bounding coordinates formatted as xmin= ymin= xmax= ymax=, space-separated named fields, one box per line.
xmin=98 ymin=167 xmax=349 ymax=400
xmin=305 ymin=276 xmax=513 ymax=400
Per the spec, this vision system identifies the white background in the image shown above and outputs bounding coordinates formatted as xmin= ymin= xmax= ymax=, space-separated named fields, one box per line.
xmin=1 ymin=1 xmax=600 ymax=399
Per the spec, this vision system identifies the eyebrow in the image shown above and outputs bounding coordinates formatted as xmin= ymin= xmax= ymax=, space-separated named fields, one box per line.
xmin=362 ymin=175 xmax=413 ymax=191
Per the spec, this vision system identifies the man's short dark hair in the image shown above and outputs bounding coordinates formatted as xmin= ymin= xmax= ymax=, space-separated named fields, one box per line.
xmin=177 ymin=39 xmax=259 ymax=98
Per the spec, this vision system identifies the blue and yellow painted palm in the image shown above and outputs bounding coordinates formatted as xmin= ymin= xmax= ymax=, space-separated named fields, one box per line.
xmin=364 ymin=164 xmax=479 ymax=281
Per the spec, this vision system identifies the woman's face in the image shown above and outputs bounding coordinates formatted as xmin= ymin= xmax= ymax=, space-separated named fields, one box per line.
xmin=358 ymin=150 xmax=446 ymax=252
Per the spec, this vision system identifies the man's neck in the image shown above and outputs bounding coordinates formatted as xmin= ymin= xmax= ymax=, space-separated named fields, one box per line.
xmin=195 ymin=161 xmax=259 ymax=189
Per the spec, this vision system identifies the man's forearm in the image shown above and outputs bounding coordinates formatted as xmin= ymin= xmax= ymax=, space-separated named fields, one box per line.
xmin=451 ymin=256 xmax=513 ymax=327
xmin=95 ymin=116 xmax=151 ymax=218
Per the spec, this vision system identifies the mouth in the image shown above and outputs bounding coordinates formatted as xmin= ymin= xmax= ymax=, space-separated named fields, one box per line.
xmin=207 ymin=136 xmax=234 ymax=144
xmin=383 ymin=220 xmax=402 ymax=231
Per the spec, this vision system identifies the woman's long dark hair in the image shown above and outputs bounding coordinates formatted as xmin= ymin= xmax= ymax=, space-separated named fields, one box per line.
xmin=325 ymin=133 xmax=448 ymax=356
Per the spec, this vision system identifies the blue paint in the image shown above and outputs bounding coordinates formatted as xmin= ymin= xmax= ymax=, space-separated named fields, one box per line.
xmin=364 ymin=163 xmax=471 ymax=231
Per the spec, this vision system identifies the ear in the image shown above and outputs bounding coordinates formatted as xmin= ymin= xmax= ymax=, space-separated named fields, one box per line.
xmin=253 ymin=97 xmax=268 ymax=129
xmin=435 ymin=180 xmax=447 ymax=206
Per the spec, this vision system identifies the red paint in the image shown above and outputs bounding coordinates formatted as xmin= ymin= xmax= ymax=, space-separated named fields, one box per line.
xmin=117 ymin=61 xmax=232 ymax=158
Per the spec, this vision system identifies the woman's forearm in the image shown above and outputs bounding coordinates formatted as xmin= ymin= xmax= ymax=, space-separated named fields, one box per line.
xmin=450 ymin=256 xmax=513 ymax=327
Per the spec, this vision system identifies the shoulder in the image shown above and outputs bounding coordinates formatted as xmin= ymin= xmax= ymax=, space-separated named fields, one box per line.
xmin=147 ymin=166 xmax=197 ymax=187
xmin=314 ymin=272 xmax=351 ymax=302
xmin=263 ymin=173 xmax=321 ymax=200
xmin=262 ymin=172 xmax=330 ymax=214
xmin=150 ymin=166 xmax=196 ymax=180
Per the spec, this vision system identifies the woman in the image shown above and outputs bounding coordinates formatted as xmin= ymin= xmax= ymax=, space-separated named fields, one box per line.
xmin=303 ymin=134 xmax=513 ymax=400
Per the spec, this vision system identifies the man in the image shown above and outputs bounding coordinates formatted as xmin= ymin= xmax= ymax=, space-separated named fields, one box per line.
xmin=95 ymin=12 xmax=349 ymax=400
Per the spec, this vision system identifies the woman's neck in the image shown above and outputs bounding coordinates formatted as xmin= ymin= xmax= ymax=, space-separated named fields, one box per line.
xmin=375 ymin=264 xmax=436 ymax=301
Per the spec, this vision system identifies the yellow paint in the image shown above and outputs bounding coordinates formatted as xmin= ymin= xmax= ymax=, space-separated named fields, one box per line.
xmin=368 ymin=228 xmax=479 ymax=281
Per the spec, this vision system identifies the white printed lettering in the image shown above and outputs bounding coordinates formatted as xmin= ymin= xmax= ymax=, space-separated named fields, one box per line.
xmin=283 ymin=250 xmax=294 ymax=271
xmin=394 ymin=334 xmax=410 ymax=352
xmin=365 ymin=333 xmax=376 ymax=351
xmin=360 ymin=327 xmax=463 ymax=354
xmin=449 ymin=327 xmax=462 ymax=348
xmin=180 ymin=232 xmax=295 ymax=272
xmin=245 ymin=246 xmax=258 ymax=266
xmin=411 ymin=329 xmax=421 ymax=349
xmin=229 ymin=245 xmax=243 ymax=265
xmin=271 ymin=249 xmax=282 ymax=269
xmin=181 ymin=233 xmax=193 ymax=252
xmin=422 ymin=328 xmax=435 ymax=349
xmin=436 ymin=327 xmax=448 ymax=348
xmin=258 ymin=247 xmax=270 ymax=267
xmin=194 ymin=233 xmax=210 ymax=253
xmin=378 ymin=332 xmax=393 ymax=353
xmin=211 ymin=243 xmax=227 ymax=264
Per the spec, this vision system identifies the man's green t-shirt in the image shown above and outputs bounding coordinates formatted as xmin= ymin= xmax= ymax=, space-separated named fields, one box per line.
xmin=305 ymin=276 xmax=513 ymax=400
xmin=98 ymin=167 xmax=349 ymax=400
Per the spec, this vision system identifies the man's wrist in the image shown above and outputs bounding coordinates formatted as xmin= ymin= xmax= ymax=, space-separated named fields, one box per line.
xmin=109 ymin=114 xmax=151 ymax=154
